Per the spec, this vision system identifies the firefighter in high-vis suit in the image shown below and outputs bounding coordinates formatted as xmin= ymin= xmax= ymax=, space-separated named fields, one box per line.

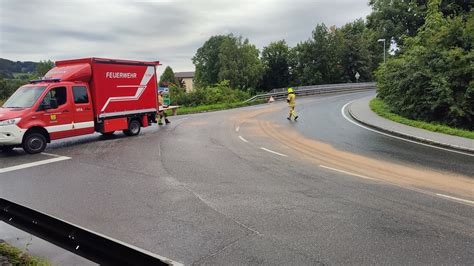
xmin=286 ymin=88 xmax=298 ymax=121
xmin=157 ymin=91 xmax=170 ymax=125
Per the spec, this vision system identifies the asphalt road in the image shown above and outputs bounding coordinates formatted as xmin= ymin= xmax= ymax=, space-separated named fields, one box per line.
xmin=1 ymin=91 xmax=473 ymax=265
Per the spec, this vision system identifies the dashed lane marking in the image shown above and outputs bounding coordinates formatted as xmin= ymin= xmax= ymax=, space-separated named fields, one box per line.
xmin=235 ymin=126 xmax=240 ymax=132
xmin=436 ymin=194 xmax=474 ymax=205
xmin=319 ymin=165 xmax=376 ymax=180
xmin=260 ymin=147 xmax=288 ymax=157
xmin=0 ymin=155 xmax=71 ymax=174
xmin=319 ymin=165 xmax=474 ymax=206
xmin=239 ymin=136 xmax=249 ymax=143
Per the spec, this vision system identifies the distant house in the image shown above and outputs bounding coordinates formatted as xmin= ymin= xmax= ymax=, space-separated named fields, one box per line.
xmin=174 ymin=71 xmax=195 ymax=93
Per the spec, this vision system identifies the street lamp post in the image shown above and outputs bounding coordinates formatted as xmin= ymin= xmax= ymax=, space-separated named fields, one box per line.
xmin=377 ymin=39 xmax=386 ymax=64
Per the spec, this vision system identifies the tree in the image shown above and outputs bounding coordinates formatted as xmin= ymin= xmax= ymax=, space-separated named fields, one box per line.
xmin=261 ymin=40 xmax=291 ymax=90
xmin=217 ymin=37 xmax=240 ymax=88
xmin=376 ymin=0 xmax=473 ymax=129
xmin=159 ymin=66 xmax=178 ymax=87
xmin=36 ymin=60 xmax=54 ymax=77
xmin=193 ymin=34 xmax=263 ymax=91
xmin=237 ymin=39 xmax=263 ymax=91
xmin=337 ymin=19 xmax=373 ymax=82
xmin=218 ymin=36 xmax=263 ymax=90
xmin=0 ymin=77 xmax=7 ymax=100
xmin=192 ymin=35 xmax=233 ymax=88
xmin=367 ymin=0 xmax=472 ymax=48
xmin=290 ymin=24 xmax=343 ymax=86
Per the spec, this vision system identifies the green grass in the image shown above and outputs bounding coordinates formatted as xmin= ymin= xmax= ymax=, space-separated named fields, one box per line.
xmin=0 ymin=242 xmax=50 ymax=265
xmin=370 ymin=98 xmax=474 ymax=139
xmin=165 ymin=100 xmax=265 ymax=116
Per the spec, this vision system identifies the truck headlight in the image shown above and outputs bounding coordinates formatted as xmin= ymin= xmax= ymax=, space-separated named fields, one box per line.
xmin=0 ymin=118 xmax=21 ymax=126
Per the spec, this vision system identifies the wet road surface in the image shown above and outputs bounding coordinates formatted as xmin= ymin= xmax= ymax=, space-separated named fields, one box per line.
xmin=1 ymin=91 xmax=473 ymax=264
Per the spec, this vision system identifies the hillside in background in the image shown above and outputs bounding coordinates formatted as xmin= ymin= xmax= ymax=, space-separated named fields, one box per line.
xmin=0 ymin=58 xmax=38 ymax=78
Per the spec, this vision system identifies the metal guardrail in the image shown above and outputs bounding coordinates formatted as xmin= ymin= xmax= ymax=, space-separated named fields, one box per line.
xmin=0 ymin=198 xmax=176 ymax=265
xmin=244 ymin=82 xmax=376 ymax=103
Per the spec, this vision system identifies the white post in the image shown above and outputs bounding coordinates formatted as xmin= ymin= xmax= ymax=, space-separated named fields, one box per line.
xmin=377 ymin=39 xmax=386 ymax=64
xmin=383 ymin=40 xmax=386 ymax=64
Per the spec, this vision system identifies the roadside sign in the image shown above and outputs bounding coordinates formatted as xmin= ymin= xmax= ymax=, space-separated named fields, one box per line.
xmin=164 ymin=94 xmax=171 ymax=106
xmin=355 ymin=72 xmax=360 ymax=81
xmin=158 ymin=87 xmax=171 ymax=106
xmin=158 ymin=87 xmax=169 ymax=93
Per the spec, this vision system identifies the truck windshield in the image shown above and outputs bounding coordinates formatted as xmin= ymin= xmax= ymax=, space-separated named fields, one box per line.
xmin=2 ymin=86 xmax=47 ymax=108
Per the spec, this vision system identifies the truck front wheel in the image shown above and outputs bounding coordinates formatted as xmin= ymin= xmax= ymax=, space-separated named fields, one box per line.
xmin=123 ymin=119 xmax=141 ymax=136
xmin=23 ymin=132 xmax=47 ymax=154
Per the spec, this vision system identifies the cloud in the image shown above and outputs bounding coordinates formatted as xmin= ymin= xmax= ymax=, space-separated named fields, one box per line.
xmin=0 ymin=0 xmax=371 ymax=74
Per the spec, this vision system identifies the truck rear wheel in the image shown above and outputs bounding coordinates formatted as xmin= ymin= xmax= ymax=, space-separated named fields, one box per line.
xmin=23 ymin=132 xmax=47 ymax=154
xmin=123 ymin=119 xmax=141 ymax=136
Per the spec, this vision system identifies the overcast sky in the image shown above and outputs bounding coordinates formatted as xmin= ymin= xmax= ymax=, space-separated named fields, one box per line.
xmin=0 ymin=0 xmax=372 ymax=75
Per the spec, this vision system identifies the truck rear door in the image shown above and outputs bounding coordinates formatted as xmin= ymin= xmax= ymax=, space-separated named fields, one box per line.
xmin=72 ymin=84 xmax=94 ymax=135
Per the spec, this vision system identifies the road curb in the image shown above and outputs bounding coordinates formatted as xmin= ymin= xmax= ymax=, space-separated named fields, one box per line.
xmin=347 ymin=102 xmax=474 ymax=155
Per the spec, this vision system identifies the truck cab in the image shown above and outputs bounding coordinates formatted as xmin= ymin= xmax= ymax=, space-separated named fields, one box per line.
xmin=0 ymin=80 xmax=95 ymax=153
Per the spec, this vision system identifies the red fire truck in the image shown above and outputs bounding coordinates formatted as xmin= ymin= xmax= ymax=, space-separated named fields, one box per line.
xmin=0 ymin=58 xmax=160 ymax=154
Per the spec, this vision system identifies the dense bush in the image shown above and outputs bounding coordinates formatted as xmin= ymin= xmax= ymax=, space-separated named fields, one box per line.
xmin=376 ymin=0 xmax=473 ymax=130
xmin=171 ymin=80 xmax=251 ymax=107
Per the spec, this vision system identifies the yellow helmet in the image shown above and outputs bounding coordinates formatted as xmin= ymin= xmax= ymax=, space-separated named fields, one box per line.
xmin=288 ymin=88 xmax=294 ymax=93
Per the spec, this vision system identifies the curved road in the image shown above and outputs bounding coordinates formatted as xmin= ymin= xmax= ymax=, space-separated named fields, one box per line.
xmin=1 ymin=91 xmax=473 ymax=264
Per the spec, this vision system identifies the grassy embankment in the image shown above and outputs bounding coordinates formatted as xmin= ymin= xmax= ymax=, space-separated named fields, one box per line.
xmin=370 ymin=98 xmax=474 ymax=139
xmin=0 ymin=242 xmax=50 ymax=265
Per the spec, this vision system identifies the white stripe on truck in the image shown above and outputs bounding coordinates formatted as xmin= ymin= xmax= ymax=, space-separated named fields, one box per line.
xmin=45 ymin=121 xmax=94 ymax=133
xmin=98 ymin=108 xmax=157 ymax=119
xmin=101 ymin=66 xmax=155 ymax=112
xmin=74 ymin=121 xmax=95 ymax=129
xmin=45 ymin=124 xmax=73 ymax=133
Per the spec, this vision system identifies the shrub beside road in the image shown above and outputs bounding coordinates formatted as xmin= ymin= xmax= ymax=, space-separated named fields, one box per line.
xmin=375 ymin=0 xmax=472 ymax=131
xmin=164 ymin=79 xmax=266 ymax=115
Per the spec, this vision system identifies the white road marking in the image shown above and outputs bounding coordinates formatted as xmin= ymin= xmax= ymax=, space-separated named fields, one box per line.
xmin=319 ymin=165 xmax=474 ymax=207
xmin=260 ymin=147 xmax=288 ymax=157
xmin=341 ymin=102 xmax=474 ymax=157
xmin=235 ymin=126 xmax=240 ymax=132
xmin=0 ymin=156 xmax=71 ymax=174
xmin=436 ymin=194 xmax=474 ymax=205
xmin=41 ymin=152 xmax=63 ymax=157
xmin=238 ymin=135 xmax=249 ymax=143
xmin=319 ymin=165 xmax=376 ymax=180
